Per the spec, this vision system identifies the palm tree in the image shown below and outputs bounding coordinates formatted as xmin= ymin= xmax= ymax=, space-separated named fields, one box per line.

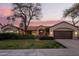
xmin=63 ymin=3 xmax=79 ymax=26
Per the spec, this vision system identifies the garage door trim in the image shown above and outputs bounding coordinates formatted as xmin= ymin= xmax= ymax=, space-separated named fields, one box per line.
xmin=54 ymin=31 xmax=73 ymax=39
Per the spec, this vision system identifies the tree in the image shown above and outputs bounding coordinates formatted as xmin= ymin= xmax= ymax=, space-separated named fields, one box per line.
xmin=7 ymin=16 xmax=10 ymax=24
xmin=12 ymin=3 xmax=41 ymax=34
xmin=63 ymin=3 xmax=79 ymax=26
xmin=7 ymin=16 xmax=15 ymax=25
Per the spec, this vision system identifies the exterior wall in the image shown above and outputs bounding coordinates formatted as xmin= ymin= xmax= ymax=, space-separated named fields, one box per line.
xmin=0 ymin=25 xmax=2 ymax=32
xmin=76 ymin=30 xmax=79 ymax=38
xmin=32 ymin=30 xmax=38 ymax=35
xmin=1 ymin=25 xmax=20 ymax=33
xmin=49 ymin=22 xmax=78 ymax=39
xmin=31 ymin=30 xmax=48 ymax=36
xmin=36 ymin=26 xmax=47 ymax=36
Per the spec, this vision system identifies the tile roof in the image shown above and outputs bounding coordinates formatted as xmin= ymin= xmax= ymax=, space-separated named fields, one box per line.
xmin=49 ymin=21 xmax=78 ymax=28
xmin=1 ymin=24 xmax=49 ymax=31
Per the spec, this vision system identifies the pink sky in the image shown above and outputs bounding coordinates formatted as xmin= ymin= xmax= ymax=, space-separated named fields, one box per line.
xmin=0 ymin=3 xmax=73 ymax=26
xmin=0 ymin=7 xmax=12 ymax=17
xmin=14 ymin=19 xmax=61 ymax=27
xmin=29 ymin=20 xmax=61 ymax=26
xmin=0 ymin=6 xmax=61 ymax=26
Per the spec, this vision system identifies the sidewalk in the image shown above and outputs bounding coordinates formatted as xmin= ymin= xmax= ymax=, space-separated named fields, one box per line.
xmin=0 ymin=49 xmax=79 ymax=56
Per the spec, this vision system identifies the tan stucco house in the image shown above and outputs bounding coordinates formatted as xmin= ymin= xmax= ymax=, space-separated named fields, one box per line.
xmin=49 ymin=21 xmax=78 ymax=39
xmin=0 ymin=24 xmax=24 ymax=33
xmin=0 ymin=23 xmax=2 ymax=32
xmin=0 ymin=21 xmax=79 ymax=39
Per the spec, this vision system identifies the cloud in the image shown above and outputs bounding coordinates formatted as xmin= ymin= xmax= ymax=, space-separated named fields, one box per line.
xmin=0 ymin=7 xmax=12 ymax=17
xmin=14 ymin=19 xmax=61 ymax=27
xmin=29 ymin=20 xmax=61 ymax=26
xmin=0 ymin=6 xmax=61 ymax=26
xmin=0 ymin=7 xmax=12 ymax=25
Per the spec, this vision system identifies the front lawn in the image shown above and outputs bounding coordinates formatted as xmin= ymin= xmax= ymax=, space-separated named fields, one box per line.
xmin=0 ymin=40 xmax=65 ymax=49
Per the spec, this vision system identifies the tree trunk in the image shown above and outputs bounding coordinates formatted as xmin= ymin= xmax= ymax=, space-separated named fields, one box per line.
xmin=72 ymin=22 xmax=75 ymax=26
xmin=72 ymin=18 xmax=76 ymax=26
xmin=24 ymin=16 xmax=28 ymax=35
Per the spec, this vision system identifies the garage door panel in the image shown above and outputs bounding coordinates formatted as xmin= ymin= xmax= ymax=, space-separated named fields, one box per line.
xmin=54 ymin=31 xmax=72 ymax=39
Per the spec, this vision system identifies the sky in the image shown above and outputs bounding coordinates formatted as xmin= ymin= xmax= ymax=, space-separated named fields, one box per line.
xmin=42 ymin=3 xmax=73 ymax=21
xmin=0 ymin=3 xmax=74 ymax=26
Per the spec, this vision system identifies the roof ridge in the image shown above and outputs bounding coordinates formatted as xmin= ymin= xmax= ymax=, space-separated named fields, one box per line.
xmin=49 ymin=21 xmax=78 ymax=28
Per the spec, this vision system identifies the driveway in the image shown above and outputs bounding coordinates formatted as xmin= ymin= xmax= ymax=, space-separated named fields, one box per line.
xmin=56 ymin=39 xmax=79 ymax=48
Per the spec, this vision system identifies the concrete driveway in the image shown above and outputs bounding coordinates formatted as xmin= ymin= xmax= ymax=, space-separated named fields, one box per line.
xmin=56 ymin=39 xmax=79 ymax=48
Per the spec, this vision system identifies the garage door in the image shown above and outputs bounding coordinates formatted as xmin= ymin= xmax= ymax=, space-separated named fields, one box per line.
xmin=54 ymin=31 xmax=73 ymax=39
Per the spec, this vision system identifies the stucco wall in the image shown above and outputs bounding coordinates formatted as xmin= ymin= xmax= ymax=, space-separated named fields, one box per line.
xmin=0 ymin=25 xmax=2 ymax=32
xmin=77 ymin=30 xmax=79 ymax=38
xmin=49 ymin=22 xmax=78 ymax=39
xmin=1 ymin=25 xmax=19 ymax=33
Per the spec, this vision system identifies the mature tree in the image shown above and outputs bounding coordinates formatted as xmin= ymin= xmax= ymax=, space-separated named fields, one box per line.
xmin=7 ymin=16 xmax=10 ymax=24
xmin=12 ymin=3 xmax=41 ymax=34
xmin=7 ymin=16 xmax=15 ymax=25
xmin=63 ymin=3 xmax=79 ymax=26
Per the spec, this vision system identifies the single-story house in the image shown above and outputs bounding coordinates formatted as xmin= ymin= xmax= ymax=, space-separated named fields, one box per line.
xmin=0 ymin=24 xmax=49 ymax=35
xmin=49 ymin=21 xmax=79 ymax=39
xmin=0 ymin=23 xmax=3 ymax=32
xmin=27 ymin=25 xmax=49 ymax=36
xmin=1 ymin=24 xmax=24 ymax=33
xmin=0 ymin=21 xmax=79 ymax=39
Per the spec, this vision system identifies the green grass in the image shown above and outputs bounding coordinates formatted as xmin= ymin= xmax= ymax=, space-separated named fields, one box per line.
xmin=0 ymin=40 xmax=65 ymax=49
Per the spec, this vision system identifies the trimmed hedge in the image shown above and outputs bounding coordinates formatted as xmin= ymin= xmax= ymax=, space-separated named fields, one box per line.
xmin=0 ymin=33 xmax=37 ymax=40
xmin=39 ymin=35 xmax=54 ymax=40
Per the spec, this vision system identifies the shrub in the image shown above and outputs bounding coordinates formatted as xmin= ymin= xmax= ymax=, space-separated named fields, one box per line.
xmin=39 ymin=35 xmax=54 ymax=40
xmin=0 ymin=33 xmax=37 ymax=40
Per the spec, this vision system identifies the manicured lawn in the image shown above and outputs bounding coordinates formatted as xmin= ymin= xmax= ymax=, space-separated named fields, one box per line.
xmin=0 ymin=40 xmax=65 ymax=49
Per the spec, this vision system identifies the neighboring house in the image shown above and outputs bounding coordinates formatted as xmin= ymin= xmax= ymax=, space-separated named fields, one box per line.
xmin=0 ymin=23 xmax=3 ymax=32
xmin=1 ymin=24 xmax=24 ymax=33
xmin=0 ymin=21 xmax=79 ymax=39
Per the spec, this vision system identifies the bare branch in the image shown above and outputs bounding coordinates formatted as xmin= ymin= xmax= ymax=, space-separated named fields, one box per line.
xmin=12 ymin=3 xmax=41 ymax=34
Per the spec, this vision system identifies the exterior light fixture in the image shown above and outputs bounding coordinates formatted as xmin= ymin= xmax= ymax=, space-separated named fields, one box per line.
xmin=75 ymin=31 xmax=78 ymax=35
xmin=50 ymin=32 xmax=53 ymax=34
xmin=75 ymin=31 xmax=78 ymax=38
xmin=40 ymin=30 xmax=43 ymax=32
